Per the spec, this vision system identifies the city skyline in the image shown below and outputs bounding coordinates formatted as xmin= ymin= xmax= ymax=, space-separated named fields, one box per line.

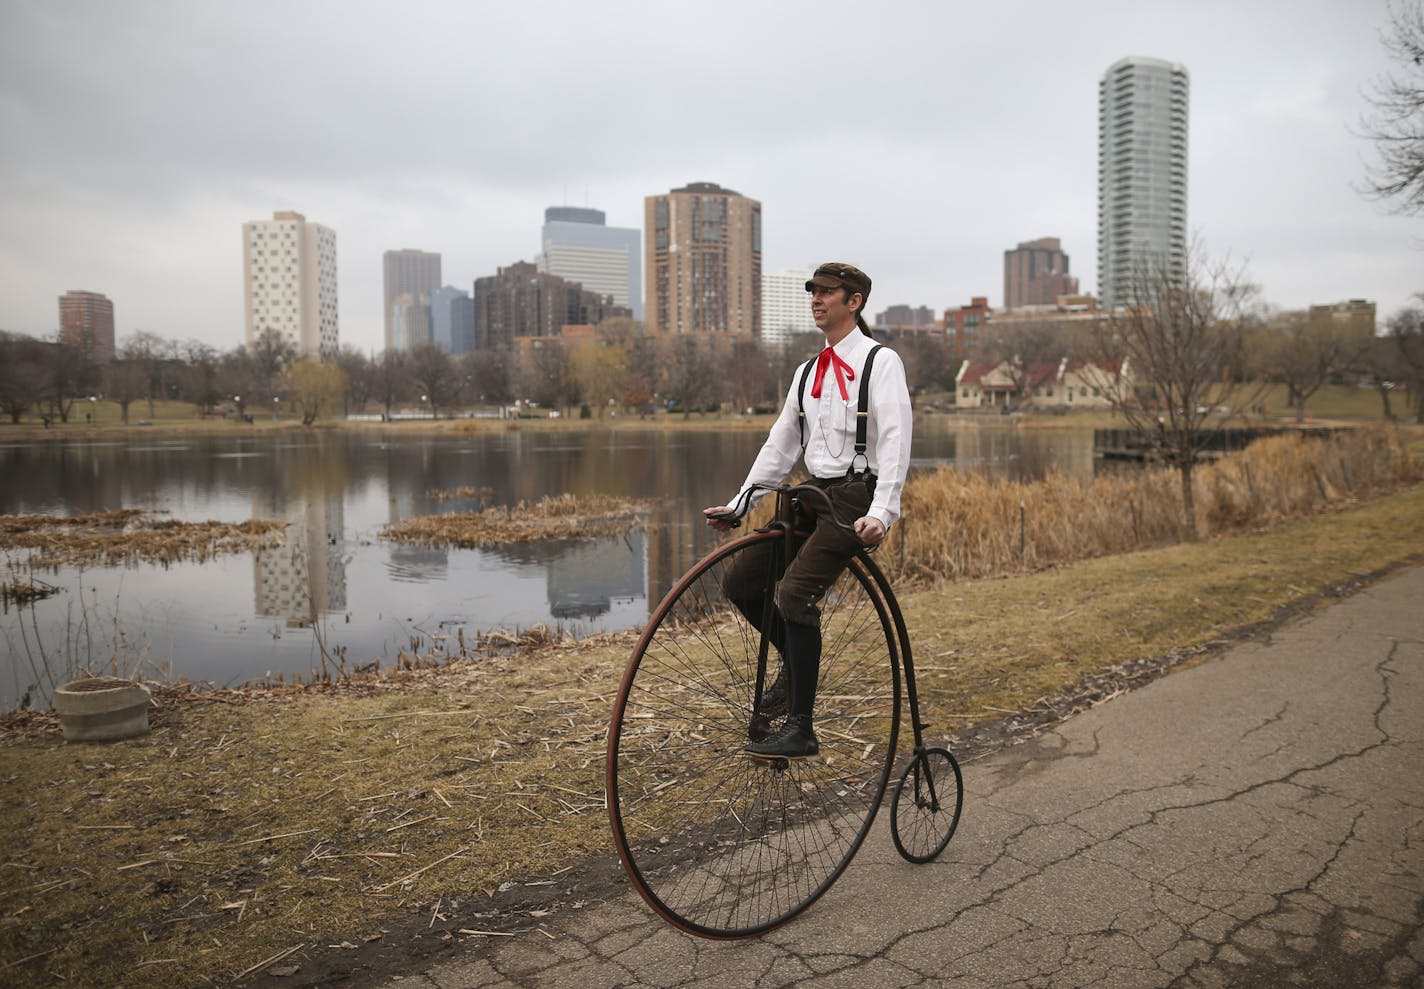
xmin=0 ymin=1 xmax=1417 ymax=355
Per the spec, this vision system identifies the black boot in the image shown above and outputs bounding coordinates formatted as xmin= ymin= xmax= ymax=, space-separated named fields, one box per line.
xmin=758 ymin=666 xmax=787 ymax=718
xmin=746 ymin=715 xmax=819 ymax=760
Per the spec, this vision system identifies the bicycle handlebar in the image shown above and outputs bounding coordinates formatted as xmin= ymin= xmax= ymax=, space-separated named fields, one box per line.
xmin=712 ymin=482 xmax=868 ymax=539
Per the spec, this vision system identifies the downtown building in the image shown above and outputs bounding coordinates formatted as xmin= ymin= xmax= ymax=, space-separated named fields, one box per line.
xmin=1003 ymin=237 xmax=1079 ymax=310
xmin=644 ymin=182 xmax=761 ymax=336
xmin=58 ymin=290 xmax=116 ymax=362
xmin=242 ymin=211 xmax=339 ymax=360
xmin=383 ymin=249 xmax=442 ymax=352
xmin=1097 ymin=56 xmax=1189 ymax=311
xmin=761 ymin=266 xmax=817 ymax=351
xmin=428 ymin=286 xmax=475 ymax=355
xmin=473 ymin=261 xmax=629 ymax=351
xmin=537 ymin=207 xmax=642 ymax=321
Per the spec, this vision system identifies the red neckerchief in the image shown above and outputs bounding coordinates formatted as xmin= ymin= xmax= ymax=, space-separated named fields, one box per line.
xmin=810 ymin=346 xmax=855 ymax=400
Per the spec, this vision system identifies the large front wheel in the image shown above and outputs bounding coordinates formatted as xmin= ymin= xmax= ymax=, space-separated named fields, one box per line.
xmin=607 ymin=530 xmax=900 ymax=938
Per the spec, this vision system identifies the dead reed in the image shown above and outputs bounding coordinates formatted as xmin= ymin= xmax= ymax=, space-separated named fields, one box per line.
xmin=882 ymin=425 xmax=1419 ymax=586
xmin=0 ymin=511 xmax=288 ymax=568
xmin=382 ymin=493 xmax=650 ymax=548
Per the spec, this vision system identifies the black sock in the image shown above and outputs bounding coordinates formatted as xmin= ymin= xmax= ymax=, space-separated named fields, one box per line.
xmin=731 ymin=598 xmax=785 ymax=655
xmin=784 ymin=621 xmax=821 ymax=721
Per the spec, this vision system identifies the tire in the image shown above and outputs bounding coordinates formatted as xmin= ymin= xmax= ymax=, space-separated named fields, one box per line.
xmin=607 ymin=530 xmax=900 ymax=938
xmin=890 ymin=746 xmax=963 ymax=864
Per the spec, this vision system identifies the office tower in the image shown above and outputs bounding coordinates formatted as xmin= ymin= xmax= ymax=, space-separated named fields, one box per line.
xmin=383 ymin=249 xmax=441 ymax=351
xmin=242 ymin=211 xmax=339 ymax=360
xmin=473 ymin=261 xmax=628 ymax=350
xmin=428 ymin=285 xmax=475 ymax=354
xmin=1097 ymin=56 xmax=1189 ymax=310
xmin=1004 ymin=237 xmax=1079 ymax=310
xmin=644 ymin=182 xmax=761 ymax=335
xmin=875 ymin=305 xmax=936 ymax=332
xmin=760 ymin=266 xmax=815 ymax=350
xmin=537 ymin=207 xmax=643 ymax=321
xmin=391 ymin=293 xmax=432 ymax=351
xmin=58 ymin=290 xmax=115 ymax=362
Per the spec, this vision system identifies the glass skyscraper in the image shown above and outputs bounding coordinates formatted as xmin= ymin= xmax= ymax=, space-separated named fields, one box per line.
xmin=1097 ymin=56 xmax=1189 ymax=310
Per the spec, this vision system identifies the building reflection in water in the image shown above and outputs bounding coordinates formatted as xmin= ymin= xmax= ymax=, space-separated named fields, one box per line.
xmin=547 ymin=531 xmax=646 ymax=620
xmin=252 ymin=442 xmax=349 ymax=627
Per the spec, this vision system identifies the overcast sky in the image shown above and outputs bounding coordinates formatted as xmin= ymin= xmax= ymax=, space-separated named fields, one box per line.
xmin=1 ymin=0 xmax=1418 ymax=355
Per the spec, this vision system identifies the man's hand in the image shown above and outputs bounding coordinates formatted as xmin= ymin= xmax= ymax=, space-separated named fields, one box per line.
xmin=704 ymin=506 xmax=740 ymax=531
xmin=853 ymin=516 xmax=886 ymax=546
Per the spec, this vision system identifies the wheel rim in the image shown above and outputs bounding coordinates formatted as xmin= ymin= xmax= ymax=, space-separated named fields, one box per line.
xmin=608 ymin=533 xmax=900 ymax=937
xmin=891 ymin=747 xmax=963 ymax=864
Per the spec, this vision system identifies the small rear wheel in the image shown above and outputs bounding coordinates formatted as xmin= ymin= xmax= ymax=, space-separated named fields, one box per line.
xmin=890 ymin=746 xmax=963 ymax=863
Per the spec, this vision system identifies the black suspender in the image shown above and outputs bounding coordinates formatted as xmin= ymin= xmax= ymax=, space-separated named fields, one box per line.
xmin=797 ymin=344 xmax=883 ymax=471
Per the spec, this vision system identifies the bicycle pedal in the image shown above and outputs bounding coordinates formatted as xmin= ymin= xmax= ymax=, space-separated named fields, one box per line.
xmin=745 ymin=752 xmax=792 ymax=771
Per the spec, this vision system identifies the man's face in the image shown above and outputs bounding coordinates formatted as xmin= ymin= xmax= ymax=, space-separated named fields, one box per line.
xmin=809 ymin=285 xmax=859 ymax=332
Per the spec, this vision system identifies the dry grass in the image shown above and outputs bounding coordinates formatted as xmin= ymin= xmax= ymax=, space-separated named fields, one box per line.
xmin=880 ymin=425 xmax=1418 ymax=585
xmin=382 ymin=493 xmax=650 ymax=548
xmin=2 ymin=479 xmax=1423 ymax=987
xmin=0 ymin=511 xmax=287 ymax=569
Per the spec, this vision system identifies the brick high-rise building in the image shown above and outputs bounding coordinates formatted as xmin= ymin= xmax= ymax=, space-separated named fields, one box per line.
xmin=473 ymin=261 xmax=628 ymax=351
xmin=242 ymin=211 xmax=339 ymax=360
xmin=383 ymin=249 xmax=441 ymax=352
xmin=945 ymin=297 xmax=992 ymax=363
xmin=1098 ymin=56 xmax=1189 ymax=310
xmin=1003 ymin=238 xmax=1079 ymax=310
xmin=58 ymin=290 xmax=115 ymax=362
xmin=645 ymin=182 xmax=761 ymax=336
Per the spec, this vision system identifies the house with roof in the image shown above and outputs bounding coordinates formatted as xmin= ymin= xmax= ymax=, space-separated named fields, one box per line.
xmin=955 ymin=357 xmax=1129 ymax=410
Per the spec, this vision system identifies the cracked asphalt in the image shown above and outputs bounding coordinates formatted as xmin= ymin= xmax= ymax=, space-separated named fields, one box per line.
xmin=377 ymin=566 xmax=1424 ymax=988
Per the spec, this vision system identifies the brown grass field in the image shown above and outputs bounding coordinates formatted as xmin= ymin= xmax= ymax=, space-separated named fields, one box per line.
xmin=1 ymin=422 xmax=1421 ymax=986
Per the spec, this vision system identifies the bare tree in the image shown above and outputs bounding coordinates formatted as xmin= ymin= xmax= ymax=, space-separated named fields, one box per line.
xmin=663 ymin=335 xmax=717 ymax=418
xmin=1092 ymin=248 xmax=1264 ymax=540
xmin=331 ymin=346 xmax=371 ymax=416
xmin=1248 ymin=308 xmax=1370 ymax=422
xmin=408 ymin=343 xmax=460 ymax=418
xmin=120 ymin=331 xmax=177 ymax=417
xmin=573 ymin=341 xmax=628 ymax=417
xmin=372 ymin=350 xmax=411 ymax=420
xmin=519 ymin=340 xmax=578 ymax=414
xmin=1383 ymin=301 xmax=1424 ymax=422
xmin=103 ymin=361 xmax=148 ymax=423
xmin=180 ymin=341 xmax=222 ymax=415
xmin=0 ymin=333 xmax=47 ymax=423
xmin=1358 ymin=0 xmax=1424 ymax=214
xmin=463 ymin=349 xmax=514 ymax=408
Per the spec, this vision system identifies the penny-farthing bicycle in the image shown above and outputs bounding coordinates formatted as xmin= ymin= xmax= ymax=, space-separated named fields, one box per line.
xmin=606 ymin=482 xmax=963 ymax=938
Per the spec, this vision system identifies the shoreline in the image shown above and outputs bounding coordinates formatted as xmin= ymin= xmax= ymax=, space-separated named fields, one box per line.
xmin=2 ymin=482 xmax=1422 ymax=987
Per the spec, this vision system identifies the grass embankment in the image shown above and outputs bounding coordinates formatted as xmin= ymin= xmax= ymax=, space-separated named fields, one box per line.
xmin=2 ymin=488 xmax=1422 ymax=983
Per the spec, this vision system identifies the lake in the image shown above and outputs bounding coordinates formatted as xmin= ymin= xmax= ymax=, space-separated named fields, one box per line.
xmin=0 ymin=419 xmax=1097 ymax=707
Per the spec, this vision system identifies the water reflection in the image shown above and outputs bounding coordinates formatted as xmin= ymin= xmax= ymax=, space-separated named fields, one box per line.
xmin=0 ymin=420 xmax=1097 ymax=705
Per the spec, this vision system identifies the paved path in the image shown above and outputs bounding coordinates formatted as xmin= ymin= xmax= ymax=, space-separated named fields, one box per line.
xmin=381 ymin=567 xmax=1424 ymax=988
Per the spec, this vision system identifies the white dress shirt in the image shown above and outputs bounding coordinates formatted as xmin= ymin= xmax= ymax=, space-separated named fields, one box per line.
xmin=728 ymin=331 xmax=913 ymax=530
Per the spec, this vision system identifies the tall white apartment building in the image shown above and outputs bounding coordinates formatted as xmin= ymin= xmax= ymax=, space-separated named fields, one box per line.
xmin=1097 ymin=56 xmax=1189 ymax=310
xmin=760 ymin=266 xmax=816 ymax=351
xmin=242 ymin=211 xmax=339 ymax=359
xmin=536 ymin=207 xmax=642 ymax=320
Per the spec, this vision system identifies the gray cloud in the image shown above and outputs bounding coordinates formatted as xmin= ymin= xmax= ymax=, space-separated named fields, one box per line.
xmin=0 ymin=0 xmax=1417 ymax=352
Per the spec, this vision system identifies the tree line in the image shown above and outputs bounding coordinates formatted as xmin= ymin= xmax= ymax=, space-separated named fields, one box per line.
xmin=0 ymin=316 xmax=966 ymax=426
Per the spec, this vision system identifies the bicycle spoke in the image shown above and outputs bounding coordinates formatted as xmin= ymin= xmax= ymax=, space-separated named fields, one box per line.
xmin=608 ymin=532 xmax=900 ymax=937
